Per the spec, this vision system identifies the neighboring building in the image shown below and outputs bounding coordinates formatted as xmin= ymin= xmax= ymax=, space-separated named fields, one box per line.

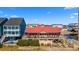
xmin=24 ymin=24 xmax=62 ymax=45
xmin=52 ymin=24 xmax=63 ymax=28
xmin=62 ymin=25 xmax=68 ymax=31
xmin=61 ymin=25 xmax=68 ymax=35
xmin=67 ymin=23 xmax=78 ymax=40
xmin=26 ymin=24 xmax=39 ymax=27
xmin=0 ymin=18 xmax=8 ymax=38
xmin=3 ymin=18 xmax=26 ymax=41
xmin=67 ymin=23 xmax=78 ymax=32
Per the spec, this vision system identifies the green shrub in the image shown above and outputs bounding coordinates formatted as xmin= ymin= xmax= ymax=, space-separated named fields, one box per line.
xmin=47 ymin=43 xmax=51 ymax=46
xmin=73 ymin=35 xmax=78 ymax=40
xmin=28 ymin=39 xmax=39 ymax=46
xmin=31 ymin=40 xmax=39 ymax=46
xmin=41 ymin=43 xmax=44 ymax=46
xmin=17 ymin=39 xmax=40 ymax=46
xmin=17 ymin=40 xmax=29 ymax=46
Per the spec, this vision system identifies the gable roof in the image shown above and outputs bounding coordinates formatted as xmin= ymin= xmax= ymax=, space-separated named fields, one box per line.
xmin=25 ymin=25 xmax=61 ymax=33
xmin=4 ymin=18 xmax=24 ymax=26
xmin=0 ymin=18 xmax=8 ymax=25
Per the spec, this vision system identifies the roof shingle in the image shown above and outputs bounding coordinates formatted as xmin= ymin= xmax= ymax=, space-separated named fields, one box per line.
xmin=25 ymin=25 xmax=61 ymax=33
xmin=4 ymin=18 xmax=24 ymax=25
xmin=0 ymin=18 xmax=8 ymax=25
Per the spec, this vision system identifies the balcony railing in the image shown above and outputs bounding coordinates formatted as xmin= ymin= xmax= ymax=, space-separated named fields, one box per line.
xmin=22 ymin=35 xmax=63 ymax=39
xmin=4 ymin=34 xmax=20 ymax=37
xmin=3 ymin=29 xmax=19 ymax=31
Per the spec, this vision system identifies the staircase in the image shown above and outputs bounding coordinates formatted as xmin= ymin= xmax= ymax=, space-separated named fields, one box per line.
xmin=0 ymin=36 xmax=6 ymax=44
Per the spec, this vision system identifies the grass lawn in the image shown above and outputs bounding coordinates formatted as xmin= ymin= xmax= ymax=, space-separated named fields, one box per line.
xmin=0 ymin=45 xmax=19 ymax=51
xmin=0 ymin=45 xmax=79 ymax=51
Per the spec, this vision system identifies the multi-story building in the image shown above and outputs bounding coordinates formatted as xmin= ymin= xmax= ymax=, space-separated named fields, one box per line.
xmin=0 ymin=18 xmax=8 ymax=38
xmin=26 ymin=24 xmax=39 ymax=27
xmin=52 ymin=24 xmax=63 ymax=28
xmin=67 ymin=23 xmax=78 ymax=32
xmin=24 ymin=24 xmax=62 ymax=45
xmin=3 ymin=18 xmax=26 ymax=41
xmin=66 ymin=23 xmax=78 ymax=40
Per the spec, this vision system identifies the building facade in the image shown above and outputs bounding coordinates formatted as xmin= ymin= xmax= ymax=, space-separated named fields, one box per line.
xmin=66 ymin=23 xmax=78 ymax=40
xmin=23 ymin=24 xmax=63 ymax=45
xmin=0 ymin=18 xmax=8 ymax=38
xmin=67 ymin=23 xmax=78 ymax=32
xmin=52 ymin=24 xmax=63 ymax=28
xmin=3 ymin=18 xmax=26 ymax=41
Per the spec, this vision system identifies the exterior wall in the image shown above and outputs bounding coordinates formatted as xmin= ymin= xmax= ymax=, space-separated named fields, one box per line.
xmin=52 ymin=24 xmax=63 ymax=28
xmin=24 ymin=33 xmax=60 ymax=38
xmin=23 ymin=33 xmax=62 ymax=45
xmin=19 ymin=19 xmax=26 ymax=37
xmin=68 ymin=23 xmax=78 ymax=31
xmin=3 ymin=25 xmax=20 ymax=37
xmin=3 ymin=19 xmax=26 ymax=41
xmin=0 ymin=19 xmax=8 ymax=37
xmin=39 ymin=40 xmax=52 ymax=45
xmin=0 ymin=26 xmax=3 ymax=36
xmin=0 ymin=26 xmax=2 ymax=36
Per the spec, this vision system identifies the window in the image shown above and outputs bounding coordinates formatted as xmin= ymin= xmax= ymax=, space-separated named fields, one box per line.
xmin=4 ymin=31 xmax=7 ymax=35
xmin=12 ymin=27 xmax=15 ymax=29
xmin=16 ymin=31 xmax=19 ymax=34
xmin=8 ymin=27 xmax=11 ymax=29
xmin=4 ymin=26 xmax=7 ymax=29
xmin=8 ymin=31 xmax=11 ymax=34
xmin=12 ymin=26 xmax=18 ymax=29
xmin=12 ymin=32 xmax=15 ymax=34
xmin=15 ymin=27 xmax=18 ymax=29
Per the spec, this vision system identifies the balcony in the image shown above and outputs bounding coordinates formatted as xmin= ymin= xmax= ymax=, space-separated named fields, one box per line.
xmin=4 ymin=34 xmax=20 ymax=37
xmin=23 ymin=35 xmax=62 ymax=40
xmin=3 ymin=29 xmax=20 ymax=31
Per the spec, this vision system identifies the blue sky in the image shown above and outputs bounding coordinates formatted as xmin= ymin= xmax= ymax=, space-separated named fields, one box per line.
xmin=0 ymin=7 xmax=78 ymax=25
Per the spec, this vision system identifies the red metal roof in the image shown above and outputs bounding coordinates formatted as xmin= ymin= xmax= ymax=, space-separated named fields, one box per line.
xmin=25 ymin=25 xmax=61 ymax=33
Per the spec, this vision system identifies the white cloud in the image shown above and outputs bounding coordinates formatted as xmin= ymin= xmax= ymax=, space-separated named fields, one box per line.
xmin=10 ymin=15 xmax=19 ymax=17
xmin=64 ymin=7 xmax=76 ymax=10
xmin=70 ymin=16 xmax=75 ymax=19
xmin=72 ymin=13 xmax=78 ymax=16
xmin=69 ymin=12 xmax=78 ymax=19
